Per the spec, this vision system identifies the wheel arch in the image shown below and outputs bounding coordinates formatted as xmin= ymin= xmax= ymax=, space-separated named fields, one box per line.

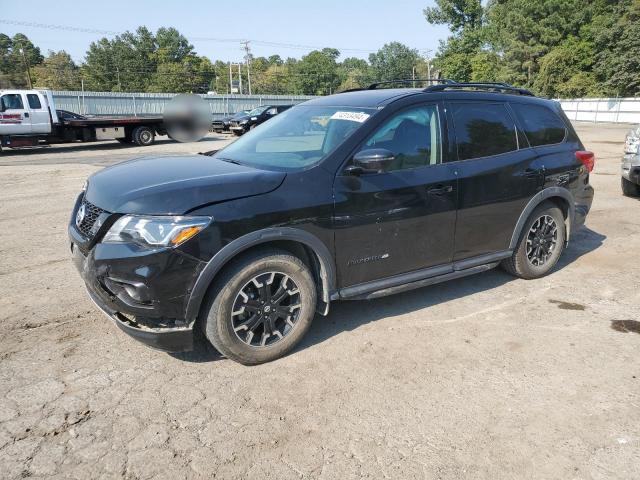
xmin=509 ymin=187 xmax=575 ymax=250
xmin=185 ymin=227 xmax=336 ymax=325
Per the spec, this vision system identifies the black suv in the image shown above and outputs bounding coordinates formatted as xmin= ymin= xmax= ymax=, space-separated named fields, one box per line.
xmin=69 ymin=80 xmax=594 ymax=365
xmin=211 ymin=110 xmax=250 ymax=133
xmin=229 ymin=104 xmax=292 ymax=135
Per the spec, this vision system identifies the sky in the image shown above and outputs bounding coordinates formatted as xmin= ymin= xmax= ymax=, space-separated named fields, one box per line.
xmin=1 ymin=0 xmax=451 ymax=63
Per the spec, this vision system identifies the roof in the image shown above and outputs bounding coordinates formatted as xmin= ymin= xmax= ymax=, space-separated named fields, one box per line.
xmin=303 ymin=88 xmax=423 ymax=108
xmin=301 ymin=84 xmax=545 ymax=109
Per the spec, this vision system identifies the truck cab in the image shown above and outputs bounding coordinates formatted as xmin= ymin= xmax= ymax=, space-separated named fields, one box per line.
xmin=0 ymin=89 xmax=56 ymax=137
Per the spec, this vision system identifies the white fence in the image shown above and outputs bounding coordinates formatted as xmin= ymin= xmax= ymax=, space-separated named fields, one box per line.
xmin=51 ymin=91 xmax=316 ymax=120
xmin=558 ymin=98 xmax=640 ymax=124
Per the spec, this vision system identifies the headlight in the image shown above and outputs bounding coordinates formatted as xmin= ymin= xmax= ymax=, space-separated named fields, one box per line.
xmin=103 ymin=215 xmax=211 ymax=248
xmin=240 ymin=119 xmax=248 ymax=125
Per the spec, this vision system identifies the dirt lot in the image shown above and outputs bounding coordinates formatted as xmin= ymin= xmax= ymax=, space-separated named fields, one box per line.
xmin=0 ymin=125 xmax=638 ymax=479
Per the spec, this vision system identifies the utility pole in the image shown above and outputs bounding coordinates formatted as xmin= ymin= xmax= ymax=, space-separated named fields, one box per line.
xmin=420 ymin=49 xmax=433 ymax=82
xmin=228 ymin=62 xmax=232 ymax=94
xmin=20 ymin=48 xmax=32 ymax=89
xmin=241 ymin=40 xmax=252 ymax=95
xmin=238 ymin=63 xmax=242 ymax=94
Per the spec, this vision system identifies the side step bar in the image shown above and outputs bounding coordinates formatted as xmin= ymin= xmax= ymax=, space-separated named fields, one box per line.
xmin=337 ymin=250 xmax=511 ymax=301
xmin=353 ymin=263 xmax=499 ymax=300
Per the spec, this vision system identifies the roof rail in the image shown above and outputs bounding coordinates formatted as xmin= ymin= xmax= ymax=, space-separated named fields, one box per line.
xmin=425 ymin=82 xmax=534 ymax=96
xmin=366 ymin=78 xmax=457 ymax=90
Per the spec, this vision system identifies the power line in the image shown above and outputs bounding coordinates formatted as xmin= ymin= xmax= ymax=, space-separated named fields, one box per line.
xmin=0 ymin=19 xmax=376 ymax=54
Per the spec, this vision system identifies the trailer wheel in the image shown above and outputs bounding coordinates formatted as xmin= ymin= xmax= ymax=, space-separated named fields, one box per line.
xmin=132 ymin=126 xmax=155 ymax=146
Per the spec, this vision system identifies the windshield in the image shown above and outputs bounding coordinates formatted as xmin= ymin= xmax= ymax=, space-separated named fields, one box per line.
xmin=248 ymin=106 xmax=269 ymax=116
xmin=232 ymin=110 xmax=249 ymax=119
xmin=214 ymin=105 xmax=376 ymax=171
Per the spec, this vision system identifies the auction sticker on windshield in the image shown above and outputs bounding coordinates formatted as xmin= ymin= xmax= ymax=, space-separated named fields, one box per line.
xmin=330 ymin=111 xmax=371 ymax=123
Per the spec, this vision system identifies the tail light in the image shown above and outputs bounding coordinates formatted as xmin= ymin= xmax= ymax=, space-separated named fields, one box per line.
xmin=575 ymin=150 xmax=595 ymax=172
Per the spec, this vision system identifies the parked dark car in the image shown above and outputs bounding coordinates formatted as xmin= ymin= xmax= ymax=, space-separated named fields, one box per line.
xmin=211 ymin=110 xmax=250 ymax=134
xmin=229 ymin=105 xmax=293 ymax=136
xmin=56 ymin=109 xmax=87 ymax=121
xmin=69 ymin=80 xmax=594 ymax=365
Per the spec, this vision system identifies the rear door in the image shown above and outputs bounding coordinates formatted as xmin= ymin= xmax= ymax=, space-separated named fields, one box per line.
xmin=446 ymin=100 xmax=543 ymax=261
xmin=333 ymin=102 xmax=458 ymax=287
xmin=0 ymin=92 xmax=31 ymax=135
xmin=26 ymin=93 xmax=50 ymax=134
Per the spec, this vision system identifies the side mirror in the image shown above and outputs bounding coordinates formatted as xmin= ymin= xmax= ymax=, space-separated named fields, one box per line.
xmin=0 ymin=100 xmax=5 ymax=113
xmin=347 ymin=149 xmax=395 ymax=175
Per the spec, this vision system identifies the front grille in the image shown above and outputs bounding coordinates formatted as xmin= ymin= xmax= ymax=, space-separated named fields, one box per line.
xmin=77 ymin=198 xmax=106 ymax=238
xmin=230 ymin=121 xmax=240 ymax=128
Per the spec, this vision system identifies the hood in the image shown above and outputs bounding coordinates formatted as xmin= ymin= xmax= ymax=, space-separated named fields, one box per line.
xmin=85 ymin=155 xmax=285 ymax=215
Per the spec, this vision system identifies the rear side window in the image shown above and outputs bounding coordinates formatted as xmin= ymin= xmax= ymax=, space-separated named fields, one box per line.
xmin=27 ymin=94 xmax=42 ymax=109
xmin=511 ymin=103 xmax=567 ymax=146
xmin=451 ymin=103 xmax=518 ymax=160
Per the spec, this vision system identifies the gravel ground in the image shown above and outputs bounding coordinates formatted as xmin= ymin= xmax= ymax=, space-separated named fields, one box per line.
xmin=0 ymin=125 xmax=638 ymax=479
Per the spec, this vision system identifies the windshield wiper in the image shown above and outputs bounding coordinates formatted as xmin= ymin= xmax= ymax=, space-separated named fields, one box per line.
xmin=217 ymin=157 xmax=244 ymax=166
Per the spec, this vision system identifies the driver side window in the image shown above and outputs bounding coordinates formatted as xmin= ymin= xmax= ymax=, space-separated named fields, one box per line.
xmin=1 ymin=94 xmax=24 ymax=111
xmin=361 ymin=104 xmax=441 ymax=171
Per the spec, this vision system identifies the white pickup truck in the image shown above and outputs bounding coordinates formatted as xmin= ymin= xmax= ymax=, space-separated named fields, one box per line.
xmin=0 ymin=89 xmax=167 ymax=150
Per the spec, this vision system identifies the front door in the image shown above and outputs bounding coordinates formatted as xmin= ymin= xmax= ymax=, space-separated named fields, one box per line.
xmin=0 ymin=93 xmax=31 ymax=135
xmin=333 ymin=103 xmax=458 ymax=288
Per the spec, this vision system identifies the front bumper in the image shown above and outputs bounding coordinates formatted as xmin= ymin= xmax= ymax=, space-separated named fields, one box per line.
xmin=69 ymin=210 xmax=207 ymax=352
xmin=622 ymin=154 xmax=640 ymax=184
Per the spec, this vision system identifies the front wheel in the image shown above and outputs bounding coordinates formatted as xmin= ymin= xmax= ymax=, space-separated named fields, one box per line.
xmin=201 ymin=249 xmax=317 ymax=365
xmin=502 ymin=201 xmax=566 ymax=279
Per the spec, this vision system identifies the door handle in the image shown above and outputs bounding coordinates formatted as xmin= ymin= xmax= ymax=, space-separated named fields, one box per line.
xmin=427 ymin=185 xmax=453 ymax=195
xmin=24 ymin=112 xmax=29 ymax=118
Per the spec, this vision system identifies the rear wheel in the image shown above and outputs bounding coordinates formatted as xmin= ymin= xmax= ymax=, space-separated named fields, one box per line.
xmin=502 ymin=202 xmax=566 ymax=279
xmin=201 ymin=249 xmax=317 ymax=365
xmin=132 ymin=126 xmax=155 ymax=146
xmin=622 ymin=177 xmax=640 ymax=197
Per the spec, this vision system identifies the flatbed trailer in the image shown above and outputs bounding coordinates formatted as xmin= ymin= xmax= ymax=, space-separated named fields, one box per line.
xmin=0 ymin=89 xmax=169 ymax=150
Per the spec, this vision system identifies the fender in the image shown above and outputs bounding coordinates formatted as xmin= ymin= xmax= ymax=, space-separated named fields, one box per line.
xmin=184 ymin=227 xmax=336 ymax=324
xmin=509 ymin=186 xmax=575 ymax=250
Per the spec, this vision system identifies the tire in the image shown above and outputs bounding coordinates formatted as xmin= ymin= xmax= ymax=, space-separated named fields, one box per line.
xmin=232 ymin=130 xmax=243 ymax=137
xmin=132 ymin=126 xmax=155 ymax=146
xmin=249 ymin=124 xmax=257 ymax=130
xmin=201 ymin=249 xmax=317 ymax=365
xmin=621 ymin=177 xmax=640 ymax=197
xmin=502 ymin=201 xmax=566 ymax=279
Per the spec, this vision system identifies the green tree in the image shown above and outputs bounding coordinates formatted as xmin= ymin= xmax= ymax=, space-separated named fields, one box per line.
xmin=424 ymin=0 xmax=484 ymax=32
xmin=33 ymin=50 xmax=81 ymax=90
xmin=425 ymin=1 xmax=485 ymax=82
xmin=293 ymin=49 xmax=340 ymax=95
xmin=0 ymin=33 xmax=43 ymax=88
xmin=534 ymin=37 xmax=598 ymax=97
xmin=338 ymin=57 xmax=371 ymax=90
xmin=593 ymin=0 xmax=640 ymax=96
xmin=368 ymin=42 xmax=419 ymax=82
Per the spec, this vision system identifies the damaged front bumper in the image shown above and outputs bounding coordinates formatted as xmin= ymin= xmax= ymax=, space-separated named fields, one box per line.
xmin=70 ymin=226 xmax=205 ymax=353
